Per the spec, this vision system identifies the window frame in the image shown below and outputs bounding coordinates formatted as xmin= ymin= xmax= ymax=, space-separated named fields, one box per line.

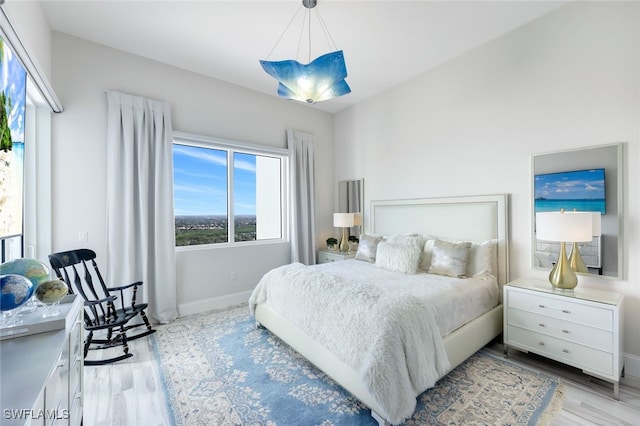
xmin=173 ymin=130 xmax=289 ymax=251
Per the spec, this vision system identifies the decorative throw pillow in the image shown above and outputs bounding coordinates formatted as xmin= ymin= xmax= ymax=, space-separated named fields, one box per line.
xmin=467 ymin=239 xmax=498 ymax=277
xmin=428 ymin=240 xmax=472 ymax=278
xmin=419 ymin=239 xmax=436 ymax=271
xmin=355 ymin=234 xmax=383 ymax=263
xmin=375 ymin=242 xmax=422 ymax=274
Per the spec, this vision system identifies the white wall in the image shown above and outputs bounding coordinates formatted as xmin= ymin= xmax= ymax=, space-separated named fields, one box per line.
xmin=3 ymin=2 xmax=52 ymax=80
xmin=334 ymin=1 xmax=640 ymax=374
xmin=48 ymin=33 xmax=334 ymax=314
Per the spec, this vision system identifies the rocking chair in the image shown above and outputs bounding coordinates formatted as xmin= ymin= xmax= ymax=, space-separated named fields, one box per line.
xmin=48 ymin=248 xmax=156 ymax=365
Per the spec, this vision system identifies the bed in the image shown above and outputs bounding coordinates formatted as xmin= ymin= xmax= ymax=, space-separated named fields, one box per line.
xmin=250 ymin=194 xmax=510 ymax=425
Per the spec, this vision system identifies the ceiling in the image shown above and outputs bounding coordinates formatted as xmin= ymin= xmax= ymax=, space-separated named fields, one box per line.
xmin=40 ymin=1 xmax=566 ymax=113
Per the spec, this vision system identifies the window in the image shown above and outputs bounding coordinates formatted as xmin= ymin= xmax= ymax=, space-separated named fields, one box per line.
xmin=173 ymin=133 xmax=288 ymax=248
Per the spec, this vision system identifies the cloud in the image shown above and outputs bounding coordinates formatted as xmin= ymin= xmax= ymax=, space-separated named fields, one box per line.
xmin=174 ymin=145 xmax=226 ymax=166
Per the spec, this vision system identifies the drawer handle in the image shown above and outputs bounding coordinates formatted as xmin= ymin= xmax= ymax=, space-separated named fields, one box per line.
xmin=538 ymin=304 xmax=545 ymax=308
xmin=538 ymin=342 xmax=545 ymax=346
xmin=562 ymin=329 xmax=570 ymax=334
xmin=562 ymin=309 xmax=571 ymax=314
xmin=562 ymin=349 xmax=570 ymax=354
xmin=538 ymin=323 xmax=546 ymax=328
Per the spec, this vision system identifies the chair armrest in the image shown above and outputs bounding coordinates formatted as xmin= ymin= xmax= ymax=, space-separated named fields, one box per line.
xmin=83 ymin=295 xmax=117 ymax=306
xmin=108 ymin=282 xmax=143 ymax=309
xmin=107 ymin=281 xmax=143 ymax=291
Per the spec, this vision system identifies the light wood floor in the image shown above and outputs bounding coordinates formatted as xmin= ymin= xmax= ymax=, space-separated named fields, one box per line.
xmin=84 ymin=336 xmax=640 ymax=425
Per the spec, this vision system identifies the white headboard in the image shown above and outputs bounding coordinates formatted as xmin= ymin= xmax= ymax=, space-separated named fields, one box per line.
xmin=370 ymin=194 xmax=510 ymax=286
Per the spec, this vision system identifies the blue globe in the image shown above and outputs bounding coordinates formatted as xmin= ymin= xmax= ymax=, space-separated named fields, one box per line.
xmin=1 ymin=274 xmax=35 ymax=311
xmin=0 ymin=258 xmax=50 ymax=289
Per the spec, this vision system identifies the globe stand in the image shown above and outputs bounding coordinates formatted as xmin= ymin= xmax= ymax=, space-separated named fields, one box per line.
xmin=20 ymin=296 xmax=39 ymax=314
xmin=0 ymin=309 xmax=21 ymax=327
xmin=38 ymin=300 xmax=62 ymax=317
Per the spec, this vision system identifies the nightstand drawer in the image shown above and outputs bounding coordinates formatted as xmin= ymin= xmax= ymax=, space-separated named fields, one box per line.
xmin=507 ymin=307 xmax=613 ymax=352
xmin=507 ymin=325 xmax=613 ymax=376
xmin=508 ymin=290 xmax=612 ymax=330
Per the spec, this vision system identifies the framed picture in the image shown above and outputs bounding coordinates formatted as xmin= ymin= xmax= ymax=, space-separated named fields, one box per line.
xmin=534 ymin=168 xmax=605 ymax=214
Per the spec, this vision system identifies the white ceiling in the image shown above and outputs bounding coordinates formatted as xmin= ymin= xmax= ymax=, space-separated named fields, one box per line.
xmin=40 ymin=0 xmax=566 ymax=113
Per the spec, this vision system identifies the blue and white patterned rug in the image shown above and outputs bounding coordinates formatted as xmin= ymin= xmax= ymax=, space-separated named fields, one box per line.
xmin=152 ymin=305 xmax=564 ymax=425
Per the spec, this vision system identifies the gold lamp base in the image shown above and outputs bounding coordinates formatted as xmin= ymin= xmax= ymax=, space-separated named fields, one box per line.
xmin=339 ymin=227 xmax=349 ymax=252
xmin=549 ymin=242 xmax=578 ymax=290
xmin=569 ymin=242 xmax=588 ymax=273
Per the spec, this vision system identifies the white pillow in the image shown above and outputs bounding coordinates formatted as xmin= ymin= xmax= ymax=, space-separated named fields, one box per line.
xmin=467 ymin=239 xmax=498 ymax=277
xmin=428 ymin=240 xmax=472 ymax=278
xmin=355 ymin=234 xmax=383 ymax=263
xmin=419 ymin=239 xmax=436 ymax=271
xmin=386 ymin=234 xmax=425 ymax=248
xmin=375 ymin=242 xmax=422 ymax=274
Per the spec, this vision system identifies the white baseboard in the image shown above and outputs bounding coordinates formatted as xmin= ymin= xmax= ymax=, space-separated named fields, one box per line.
xmin=178 ymin=290 xmax=252 ymax=317
xmin=623 ymin=353 xmax=640 ymax=387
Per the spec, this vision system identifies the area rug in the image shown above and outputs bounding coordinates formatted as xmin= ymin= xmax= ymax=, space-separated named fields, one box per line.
xmin=152 ymin=305 xmax=564 ymax=425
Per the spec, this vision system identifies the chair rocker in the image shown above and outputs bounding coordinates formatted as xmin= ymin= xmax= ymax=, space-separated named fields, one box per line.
xmin=48 ymin=248 xmax=156 ymax=366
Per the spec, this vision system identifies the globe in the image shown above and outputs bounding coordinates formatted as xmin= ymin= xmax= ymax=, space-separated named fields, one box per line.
xmin=1 ymin=274 xmax=35 ymax=311
xmin=0 ymin=258 xmax=50 ymax=289
xmin=35 ymin=279 xmax=69 ymax=304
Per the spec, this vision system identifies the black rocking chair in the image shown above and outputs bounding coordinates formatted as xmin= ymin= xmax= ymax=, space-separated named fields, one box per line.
xmin=48 ymin=248 xmax=156 ymax=366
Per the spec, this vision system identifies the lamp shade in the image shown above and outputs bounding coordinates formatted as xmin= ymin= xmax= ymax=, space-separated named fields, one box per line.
xmin=536 ymin=211 xmax=593 ymax=242
xmin=333 ymin=212 xmax=355 ymax=228
xmin=260 ymin=50 xmax=351 ymax=104
xmin=353 ymin=212 xmax=362 ymax=226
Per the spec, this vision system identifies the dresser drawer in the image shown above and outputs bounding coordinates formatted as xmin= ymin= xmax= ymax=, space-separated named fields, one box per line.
xmin=507 ymin=325 xmax=613 ymax=376
xmin=507 ymin=307 xmax=613 ymax=352
xmin=508 ymin=290 xmax=612 ymax=330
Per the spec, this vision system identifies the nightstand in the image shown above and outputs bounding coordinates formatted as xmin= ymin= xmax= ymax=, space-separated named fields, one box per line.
xmin=317 ymin=249 xmax=356 ymax=264
xmin=504 ymin=278 xmax=624 ymax=399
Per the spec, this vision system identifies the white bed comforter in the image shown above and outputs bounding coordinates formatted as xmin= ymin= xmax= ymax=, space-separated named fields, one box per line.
xmin=249 ymin=262 xmax=451 ymax=424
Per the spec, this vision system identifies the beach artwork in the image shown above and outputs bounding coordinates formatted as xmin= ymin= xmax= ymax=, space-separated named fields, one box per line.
xmin=0 ymin=37 xmax=27 ymax=239
xmin=534 ymin=168 xmax=606 ymax=214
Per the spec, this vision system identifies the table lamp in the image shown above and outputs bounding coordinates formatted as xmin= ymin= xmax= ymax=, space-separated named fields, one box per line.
xmin=536 ymin=210 xmax=593 ymax=289
xmin=333 ymin=213 xmax=355 ymax=252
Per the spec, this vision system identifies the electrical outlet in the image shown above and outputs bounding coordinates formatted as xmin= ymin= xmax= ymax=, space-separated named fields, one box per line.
xmin=79 ymin=232 xmax=88 ymax=242
xmin=231 ymin=272 xmax=237 ymax=281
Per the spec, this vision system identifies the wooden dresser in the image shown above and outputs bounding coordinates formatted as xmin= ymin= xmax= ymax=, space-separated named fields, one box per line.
xmin=504 ymin=278 xmax=624 ymax=398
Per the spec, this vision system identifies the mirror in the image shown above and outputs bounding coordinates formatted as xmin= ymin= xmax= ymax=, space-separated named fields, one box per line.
xmin=338 ymin=179 xmax=364 ymax=237
xmin=532 ymin=143 xmax=623 ymax=279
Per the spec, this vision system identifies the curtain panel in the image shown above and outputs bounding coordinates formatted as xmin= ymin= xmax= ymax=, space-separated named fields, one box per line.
xmin=287 ymin=129 xmax=316 ymax=265
xmin=106 ymin=91 xmax=178 ymax=324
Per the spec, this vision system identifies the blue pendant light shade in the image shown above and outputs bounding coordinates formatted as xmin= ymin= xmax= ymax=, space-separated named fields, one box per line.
xmin=260 ymin=50 xmax=351 ymax=104
xmin=260 ymin=0 xmax=351 ymax=104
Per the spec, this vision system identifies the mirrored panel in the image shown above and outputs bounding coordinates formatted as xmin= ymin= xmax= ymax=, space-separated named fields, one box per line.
xmin=532 ymin=143 xmax=623 ymax=279
xmin=338 ymin=179 xmax=364 ymax=237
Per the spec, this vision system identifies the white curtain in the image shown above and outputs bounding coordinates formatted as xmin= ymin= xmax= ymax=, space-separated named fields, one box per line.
xmin=106 ymin=91 xmax=178 ymax=324
xmin=287 ymin=129 xmax=316 ymax=265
